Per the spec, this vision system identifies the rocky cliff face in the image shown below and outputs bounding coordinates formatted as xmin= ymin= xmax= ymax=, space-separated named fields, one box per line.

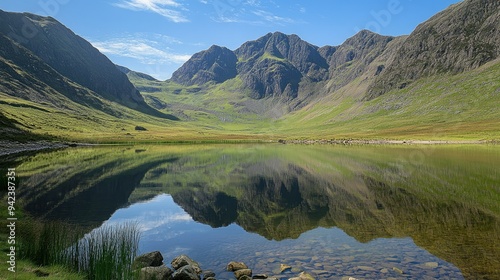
xmin=171 ymin=32 xmax=330 ymax=100
xmin=235 ymin=32 xmax=329 ymax=99
xmin=322 ymin=30 xmax=395 ymax=93
xmin=169 ymin=0 xmax=499 ymax=106
xmin=168 ymin=30 xmax=403 ymax=103
xmin=171 ymin=45 xmax=237 ymax=85
xmin=367 ymin=0 xmax=500 ymax=98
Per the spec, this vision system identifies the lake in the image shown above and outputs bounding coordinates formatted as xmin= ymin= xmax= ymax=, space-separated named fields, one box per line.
xmin=9 ymin=144 xmax=500 ymax=279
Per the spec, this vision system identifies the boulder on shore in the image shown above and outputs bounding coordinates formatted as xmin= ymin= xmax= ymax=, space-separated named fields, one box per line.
xmin=172 ymin=264 xmax=200 ymax=280
xmin=134 ymin=251 xmax=164 ymax=269
xmin=226 ymin=261 xmax=248 ymax=272
xmin=171 ymin=255 xmax=202 ymax=274
xmin=140 ymin=266 xmax=173 ymax=280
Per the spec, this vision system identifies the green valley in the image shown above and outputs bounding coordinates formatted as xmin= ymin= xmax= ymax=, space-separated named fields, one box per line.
xmin=1 ymin=0 xmax=499 ymax=145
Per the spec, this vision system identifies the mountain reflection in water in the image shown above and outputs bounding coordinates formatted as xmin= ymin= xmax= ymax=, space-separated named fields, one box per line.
xmin=14 ymin=144 xmax=500 ymax=279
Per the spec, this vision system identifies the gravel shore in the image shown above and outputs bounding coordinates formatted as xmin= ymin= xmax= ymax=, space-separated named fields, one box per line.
xmin=0 ymin=140 xmax=71 ymax=157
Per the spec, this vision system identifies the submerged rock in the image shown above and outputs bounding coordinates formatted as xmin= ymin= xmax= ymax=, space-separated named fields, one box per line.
xmin=234 ymin=268 xmax=252 ymax=279
xmin=172 ymin=255 xmax=202 ymax=274
xmin=202 ymin=270 xmax=216 ymax=280
xmin=172 ymin=264 xmax=200 ymax=280
xmin=280 ymin=264 xmax=292 ymax=273
xmin=226 ymin=261 xmax=248 ymax=272
xmin=140 ymin=266 xmax=173 ymax=280
xmin=288 ymin=271 xmax=315 ymax=280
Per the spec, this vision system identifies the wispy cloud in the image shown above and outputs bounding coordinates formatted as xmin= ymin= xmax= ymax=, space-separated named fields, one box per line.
xmin=114 ymin=0 xmax=189 ymax=22
xmin=252 ymin=10 xmax=295 ymax=25
xmin=201 ymin=0 xmax=296 ymax=25
xmin=91 ymin=35 xmax=191 ymax=65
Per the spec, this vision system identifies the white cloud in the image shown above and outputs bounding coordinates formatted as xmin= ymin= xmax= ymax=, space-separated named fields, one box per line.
xmin=252 ymin=10 xmax=295 ymax=25
xmin=91 ymin=36 xmax=191 ymax=65
xmin=114 ymin=0 xmax=189 ymax=22
xmin=206 ymin=0 xmax=295 ymax=26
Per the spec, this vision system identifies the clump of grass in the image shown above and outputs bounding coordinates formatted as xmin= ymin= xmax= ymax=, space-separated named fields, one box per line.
xmin=74 ymin=223 xmax=141 ymax=280
xmin=18 ymin=219 xmax=141 ymax=280
xmin=18 ymin=219 xmax=82 ymax=266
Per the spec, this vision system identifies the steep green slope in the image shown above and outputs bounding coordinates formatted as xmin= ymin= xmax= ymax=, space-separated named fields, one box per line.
xmin=277 ymin=58 xmax=500 ymax=140
xmin=368 ymin=0 xmax=500 ymax=98
xmin=0 ymin=10 xmax=160 ymax=116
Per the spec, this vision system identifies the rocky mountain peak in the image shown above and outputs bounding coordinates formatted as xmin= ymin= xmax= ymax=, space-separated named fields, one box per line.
xmin=170 ymin=44 xmax=237 ymax=86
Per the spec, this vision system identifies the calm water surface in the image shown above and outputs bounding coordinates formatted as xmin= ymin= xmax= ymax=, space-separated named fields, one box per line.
xmin=11 ymin=144 xmax=500 ymax=279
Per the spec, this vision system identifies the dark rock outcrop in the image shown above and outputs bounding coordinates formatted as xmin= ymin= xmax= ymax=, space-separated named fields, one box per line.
xmin=324 ymin=30 xmax=395 ymax=92
xmin=235 ymin=32 xmax=329 ymax=99
xmin=171 ymin=45 xmax=237 ymax=85
xmin=172 ymin=265 xmax=200 ymax=280
xmin=171 ymin=255 xmax=202 ymax=274
xmin=134 ymin=251 xmax=164 ymax=269
xmin=140 ymin=266 xmax=173 ymax=280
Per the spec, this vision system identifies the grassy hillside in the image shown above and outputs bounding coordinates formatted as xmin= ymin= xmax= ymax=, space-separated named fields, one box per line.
xmin=274 ymin=58 xmax=500 ymax=140
xmin=2 ymin=57 xmax=498 ymax=142
xmin=120 ymin=58 xmax=500 ymax=141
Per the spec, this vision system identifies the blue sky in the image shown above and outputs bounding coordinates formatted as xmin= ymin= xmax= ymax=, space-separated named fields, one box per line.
xmin=1 ymin=0 xmax=462 ymax=80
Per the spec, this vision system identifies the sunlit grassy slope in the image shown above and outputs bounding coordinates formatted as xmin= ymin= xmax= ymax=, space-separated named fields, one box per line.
xmin=275 ymin=59 xmax=500 ymax=140
xmin=1 ymin=58 xmax=498 ymax=142
xmin=131 ymin=58 xmax=500 ymax=141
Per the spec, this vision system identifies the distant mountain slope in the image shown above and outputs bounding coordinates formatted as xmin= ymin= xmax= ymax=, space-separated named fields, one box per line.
xmin=322 ymin=30 xmax=395 ymax=93
xmin=156 ymin=0 xmax=499 ymax=123
xmin=162 ymin=30 xmax=406 ymax=118
xmin=171 ymin=45 xmax=237 ymax=86
xmin=116 ymin=65 xmax=158 ymax=82
xmin=368 ymin=0 xmax=500 ymax=98
xmin=0 ymin=10 xmax=173 ymax=118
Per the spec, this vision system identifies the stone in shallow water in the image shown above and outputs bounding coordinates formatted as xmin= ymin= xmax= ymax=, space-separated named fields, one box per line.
xmin=134 ymin=251 xmax=164 ymax=269
xmin=424 ymin=262 xmax=439 ymax=269
xmin=356 ymin=266 xmax=376 ymax=272
xmin=289 ymin=271 xmax=316 ymax=280
xmin=227 ymin=262 xmax=248 ymax=272
xmin=291 ymin=267 xmax=302 ymax=273
xmin=393 ymin=267 xmax=404 ymax=274
xmin=311 ymin=269 xmax=329 ymax=275
xmin=202 ymin=270 xmax=215 ymax=280
xmin=234 ymin=268 xmax=252 ymax=279
xmin=280 ymin=264 xmax=292 ymax=273
xmin=172 ymin=265 xmax=200 ymax=280
xmin=140 ymin=266 xmax=173 ymax=280
xmin=171 ymin=255 xmax=201 ymax=274
xmin=342 ymin=256 xmax=355 ymax=262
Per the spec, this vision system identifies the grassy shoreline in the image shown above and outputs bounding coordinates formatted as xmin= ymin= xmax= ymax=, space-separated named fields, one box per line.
xmin=1 ymin=137 xmax=498 ymax=157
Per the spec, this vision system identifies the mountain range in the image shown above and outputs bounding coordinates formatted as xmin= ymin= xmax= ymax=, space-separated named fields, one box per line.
xmin=0 ymin=0 xmax=499 ymax=142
